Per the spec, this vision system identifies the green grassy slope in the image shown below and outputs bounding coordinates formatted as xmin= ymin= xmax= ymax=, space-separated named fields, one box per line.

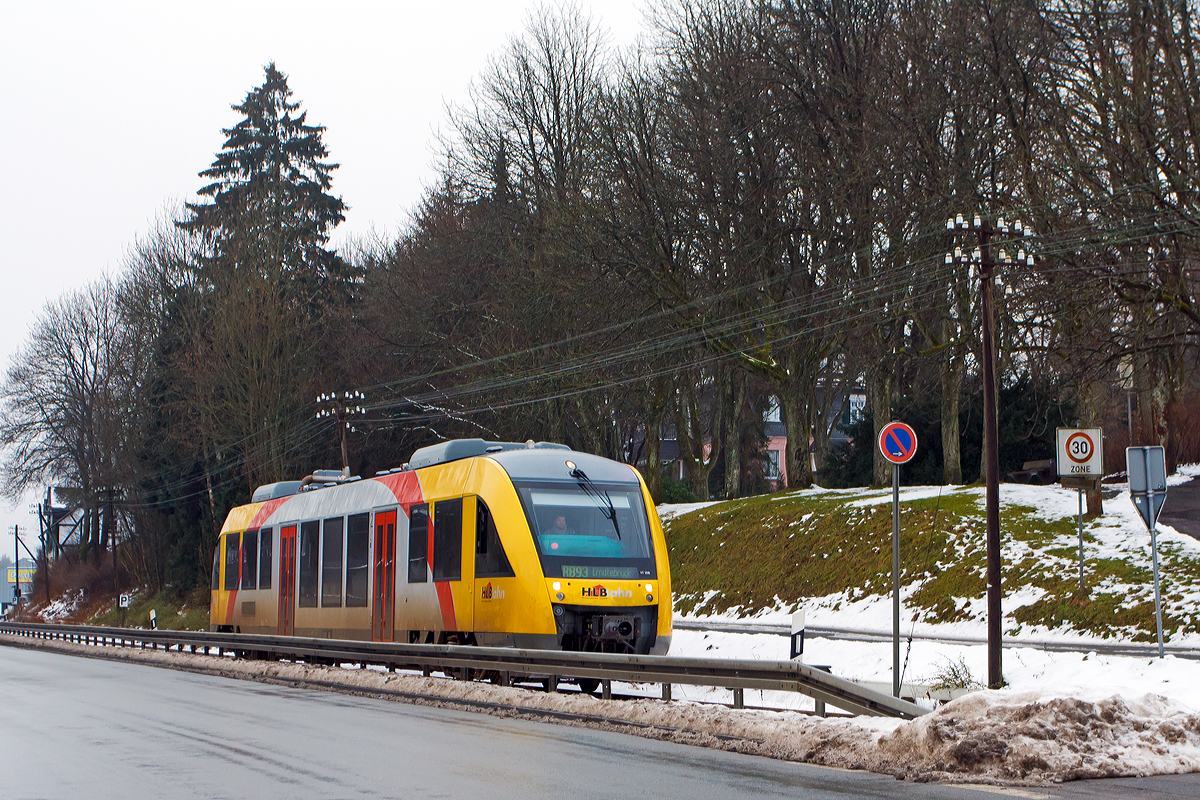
xmin=664 ymin=486 xmax=1200 ymax=641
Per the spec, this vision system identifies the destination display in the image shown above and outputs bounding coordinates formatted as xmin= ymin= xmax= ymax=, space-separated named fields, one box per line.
xmin=561 ymin=565 xmax=639 ymax=580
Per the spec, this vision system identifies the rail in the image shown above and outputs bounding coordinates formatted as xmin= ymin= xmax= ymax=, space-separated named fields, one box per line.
xmin=0 ymin=621 xmax=926 ymax=719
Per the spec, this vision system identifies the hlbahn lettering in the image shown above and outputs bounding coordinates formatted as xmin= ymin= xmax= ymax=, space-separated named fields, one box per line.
xmin=582 ymin=585 xmax=631 ymax=598
xmin=481 ymin=582 xmax=505 ymax=600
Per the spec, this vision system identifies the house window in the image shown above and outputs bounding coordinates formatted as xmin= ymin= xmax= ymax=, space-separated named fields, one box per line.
xmin=765 ymin=397 xmax=781 ymax=423
xmin=767 ymin=449 xmax=782 ymax=480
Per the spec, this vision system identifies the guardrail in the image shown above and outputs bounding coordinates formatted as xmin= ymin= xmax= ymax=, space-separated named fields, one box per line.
xmin=0 ymin=621 xmax=926 ymax=719
xmin=674 ymin=619 xmax=1200 ymax=660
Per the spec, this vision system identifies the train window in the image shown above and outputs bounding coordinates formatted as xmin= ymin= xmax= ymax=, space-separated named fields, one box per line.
xmin=241 ymin=530 xmax=258 ymax=590
xmin=408 ymin=504 xmax=429 ymax=583
xmin=211 ymin=545 xmax=220 ymax=591
xmin=259 ymin=528 xmax=273 ymax=590
xmin=345 ymin=513 xmax=369 ymax=607
xmin=432 ymin=498 xmax=462 ymax=582
xmin=223 ymin=533 xmax=240 ymax=591
xmin=475 ymin=499 xmax=514 ymax=578
xmin=298 ymin=520 xmax=320 ymax=607
xmin=322 ymin=517 xmax=344 ymax=607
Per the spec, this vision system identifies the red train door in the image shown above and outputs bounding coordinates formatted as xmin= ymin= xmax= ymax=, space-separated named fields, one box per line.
xmin=372 ymin=510 xmax=397 ymax=642
xmin=278 ymin=525 xmax=296 ymax=636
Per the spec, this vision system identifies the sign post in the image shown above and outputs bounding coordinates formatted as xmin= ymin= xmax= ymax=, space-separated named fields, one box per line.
xmin=879 ymin=421 xmax=918 ymax=698
xmin=1056 ymin=428 xmax=1103 ymax=591
xmin=790 ymin=609 xmax=805 ymax=661
xmin=1127 ymin=446 xmax=1167 ymax=657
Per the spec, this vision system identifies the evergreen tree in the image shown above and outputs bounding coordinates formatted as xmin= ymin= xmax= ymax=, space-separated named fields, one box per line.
xmin=181 ymin=62 xmax=350 ymax=300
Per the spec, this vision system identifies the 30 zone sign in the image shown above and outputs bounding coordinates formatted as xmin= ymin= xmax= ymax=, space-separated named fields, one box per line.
xmin=1056 ymin=428 xmax=1103 ymax=477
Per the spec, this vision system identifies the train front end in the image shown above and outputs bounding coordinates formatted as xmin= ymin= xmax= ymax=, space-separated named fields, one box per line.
xmin=493 ymin=449 xmax=672 ymax=656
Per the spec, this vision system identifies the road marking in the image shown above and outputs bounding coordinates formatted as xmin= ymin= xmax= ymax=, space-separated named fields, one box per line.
xmin=958 ymin=786 xmax=1056 ymax=799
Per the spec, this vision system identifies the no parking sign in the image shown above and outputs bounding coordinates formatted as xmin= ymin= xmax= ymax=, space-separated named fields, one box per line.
xmin=878 ymin=421 xmax=918 ymax=464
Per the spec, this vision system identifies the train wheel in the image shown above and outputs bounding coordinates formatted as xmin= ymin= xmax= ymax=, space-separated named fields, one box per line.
xmin=576 ymin=678 xmax=600 ymax=694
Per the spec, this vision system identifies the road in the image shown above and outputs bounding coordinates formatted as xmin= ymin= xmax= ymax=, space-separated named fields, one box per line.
xmin=1160 ymin=475 xmax=1200 ymax=541
xmin=2 ymin=645 xmax=1199 ymax=799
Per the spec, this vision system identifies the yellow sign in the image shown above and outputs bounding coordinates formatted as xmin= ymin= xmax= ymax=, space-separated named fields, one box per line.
xmin=6 ymin=568 xmax=35 ymax=584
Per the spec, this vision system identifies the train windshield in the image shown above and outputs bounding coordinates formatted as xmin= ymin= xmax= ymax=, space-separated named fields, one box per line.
xmin=514 ymin=480 xmax=657 ymax=580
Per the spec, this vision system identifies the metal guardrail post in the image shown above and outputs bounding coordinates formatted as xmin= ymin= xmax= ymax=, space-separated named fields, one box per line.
xmin=662 ymin=683 xmax=671 ymax=702
xmin=732 ymin=688 xmax=744 ymax=709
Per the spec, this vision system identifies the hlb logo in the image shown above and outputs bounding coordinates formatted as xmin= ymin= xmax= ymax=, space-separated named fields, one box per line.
xmin=481 ymin=583 xmax=505 ymax=600
xmin=581 ymin=585 xmax=632 ymax=599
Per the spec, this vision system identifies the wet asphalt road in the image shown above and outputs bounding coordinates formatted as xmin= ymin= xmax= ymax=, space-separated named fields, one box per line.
xmin=2 ymin=645 xmax=1199 ymax=799
xmin=1159 ymin=476 xmax=1200 ymax=541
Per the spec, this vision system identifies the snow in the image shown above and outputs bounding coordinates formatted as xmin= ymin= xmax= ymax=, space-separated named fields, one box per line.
xmin=5 ymin=475 xmax=1200 ymax=785
xmin=6 ymin=632 xmax=1200 ymax=786
xmin=38 ymin=589 xmax=86 ymax=622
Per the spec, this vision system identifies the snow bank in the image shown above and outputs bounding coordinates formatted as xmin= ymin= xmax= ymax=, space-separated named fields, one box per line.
xmin=6 ymin=633 xmax=1200 ymax=785
xmin=876 ymin=689 xmax=1200 ymax=783
xmin=38 ymin=589 xmax=86 ymax=622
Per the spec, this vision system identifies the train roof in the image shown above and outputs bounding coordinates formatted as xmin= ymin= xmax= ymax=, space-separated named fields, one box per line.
xmin=249 ymin=439 xmax=642 ymax=505
xmin=486 ymin=447 xmax=641 ymax=484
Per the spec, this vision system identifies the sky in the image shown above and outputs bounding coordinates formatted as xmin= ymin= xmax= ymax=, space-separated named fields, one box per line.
xmin=0 ymin=0 xmax=649 ymax=562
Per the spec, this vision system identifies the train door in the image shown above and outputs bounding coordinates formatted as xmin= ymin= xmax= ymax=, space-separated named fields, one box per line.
xmin=432 ymin=498 xmax=472 ymax=636
xmin=372 ymin=510 xmax=396 ymax=641
xmin=278 ymin=525 xmax=296 ymax=636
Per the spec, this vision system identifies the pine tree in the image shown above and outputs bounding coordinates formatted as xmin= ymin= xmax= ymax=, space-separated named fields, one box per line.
xmin=181 ymin=63 xmax=349 ymax=299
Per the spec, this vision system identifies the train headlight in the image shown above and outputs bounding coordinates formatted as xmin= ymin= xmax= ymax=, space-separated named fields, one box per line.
xmin=555 ymin=592 xmax=565 ymax=602
xmin=647 ymin=594 xmax=654 ymax=602
xmin=645 ymin=584 xmax=653 ymax=592
xmin=552 ymin=582 xmax=561 ymax=591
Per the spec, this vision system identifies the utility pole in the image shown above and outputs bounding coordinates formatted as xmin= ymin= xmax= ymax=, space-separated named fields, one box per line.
xmin=317 ymin=391 xmax=367 ymax=475
xmin=947 ymin=213 xmax=1035 ymax=689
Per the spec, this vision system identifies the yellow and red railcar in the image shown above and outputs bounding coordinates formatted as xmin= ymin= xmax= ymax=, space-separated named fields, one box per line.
xmin=210 ymin=439 xmax=672 ymax=657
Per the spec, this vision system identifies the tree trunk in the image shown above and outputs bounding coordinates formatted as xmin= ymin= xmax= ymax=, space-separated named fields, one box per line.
xmin=1077 ymin=381 xmax=1104 ymax=517
xmin=723 ymin=370 xmax=745 ymax=500
xmin=782 ymin=392 xmax=813 ymax=489
xmin=643 ymin=413 xmax=664 ymax=504
xmin=869 ymin=367 xmax=893 ymax=487
xmin=781 ymin=354 xmax=814 ymax=488
xmin=672 ymin=374 xmax=719 ymax=502
xmin=940 ymin=355 xmax=963 ymax=485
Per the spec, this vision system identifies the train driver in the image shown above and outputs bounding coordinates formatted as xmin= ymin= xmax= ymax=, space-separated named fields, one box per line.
xmin=547 ymin=514 xmax=576 ymax=536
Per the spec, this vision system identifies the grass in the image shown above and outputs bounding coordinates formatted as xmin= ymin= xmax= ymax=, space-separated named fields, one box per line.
xmin=88 ymin=586 xmax=211 ymax=631
xmin=663 ymin=485 xmax=1200 ymax=641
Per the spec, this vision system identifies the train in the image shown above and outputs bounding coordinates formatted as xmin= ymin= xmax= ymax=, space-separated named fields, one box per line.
xmin=209 ymin=439 xmax=672 ymax=669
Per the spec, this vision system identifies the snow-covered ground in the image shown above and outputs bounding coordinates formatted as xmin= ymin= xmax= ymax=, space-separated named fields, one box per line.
xmin=657 ymin=470 xmax=1200 ymax=715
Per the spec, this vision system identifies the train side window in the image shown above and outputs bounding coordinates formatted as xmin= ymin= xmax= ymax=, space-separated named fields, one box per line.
xmin=345 ymin=513 xmax=369 ymax=607
xmin=223 ymin=533 xmax=240 ymax=591
xmin=407 ymin=504 xmax=429 ymax=583
xmin=475 ymin=499 xmax=514 ymax=579
xmin=211 ymin=545 xmax=220 ymax=591
xmin=433 ymin=498 xmax=462 ymax=582
xmin=298 ymin=520 xmax=320 ymax=607
xmin=322 ymin=517 xmax=344 ymax=607
xmin=241 ymin=530 xmax=258 ymax=590
xmin=259 ymin=528 xmax=273 ymax=590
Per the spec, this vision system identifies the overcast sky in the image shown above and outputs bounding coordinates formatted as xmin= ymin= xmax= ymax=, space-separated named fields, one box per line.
xmin=0 ymin=0 xmax=648 ymax=561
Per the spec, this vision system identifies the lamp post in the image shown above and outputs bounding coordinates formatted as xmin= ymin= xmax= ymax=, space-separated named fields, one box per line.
xmin=316 ymin=390 xmax=367 ymax=475
xmin=946 ymin=213 xmax=1035 ymax=688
